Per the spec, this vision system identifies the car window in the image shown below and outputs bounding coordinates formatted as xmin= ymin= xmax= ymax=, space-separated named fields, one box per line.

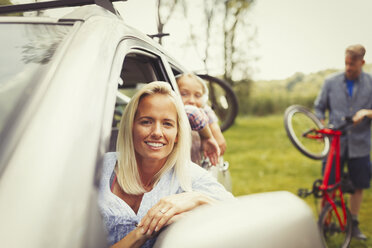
xmin=0 ymin=23 xmax=72 ymax=141
xmin=109 ymin=51 xmax=171 ymax=151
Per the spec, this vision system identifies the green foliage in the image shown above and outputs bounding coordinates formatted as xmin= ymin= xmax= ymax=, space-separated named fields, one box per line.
xmin=235 ymin=68 xmax=340 ymax=116
xmin=235 ymin=63 xmax=372 ymax=116
xmin=224 ymin=115 xmax=372 ymax=247
xmin=0 ymin=0 xmax=12 ymax=5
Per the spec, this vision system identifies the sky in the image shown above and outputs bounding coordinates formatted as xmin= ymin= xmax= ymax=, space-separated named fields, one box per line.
xmin=118 ymin=0 xmax=372 ymax=80
xmin=13 ymin=0 xmax=372 ymax=80
xmin=250 ymin=0 xmax=372 ymax=80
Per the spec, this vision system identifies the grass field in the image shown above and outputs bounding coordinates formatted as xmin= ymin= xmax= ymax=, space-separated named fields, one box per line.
xmin=223 ymin=115 xmax=372 ymax=248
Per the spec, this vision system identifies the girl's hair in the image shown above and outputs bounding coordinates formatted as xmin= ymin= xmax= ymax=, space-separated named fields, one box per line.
xmin=175 ymin=73 xmax=209 ymax=106
xmin=116 ymin=81 xmax=192 ymax=194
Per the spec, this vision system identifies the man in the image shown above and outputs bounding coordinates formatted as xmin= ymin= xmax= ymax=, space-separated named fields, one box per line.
xmin=314 ymin=44 xmax=372 ymax=240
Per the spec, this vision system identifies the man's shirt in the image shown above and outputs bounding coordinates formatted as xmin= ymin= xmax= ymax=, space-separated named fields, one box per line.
xmin=314 ymin=71 xmax=372 ymax=158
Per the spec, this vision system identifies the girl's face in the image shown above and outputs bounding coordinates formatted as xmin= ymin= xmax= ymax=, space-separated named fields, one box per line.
xmin=132 ymin=94 xmax=178 ymax=166
xmin=177 ymin=76 xmax=204 ymax=108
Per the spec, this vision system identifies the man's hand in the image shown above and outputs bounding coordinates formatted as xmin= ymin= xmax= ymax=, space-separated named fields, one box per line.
xmin=353 ymin=109 xmax=372 ymax=125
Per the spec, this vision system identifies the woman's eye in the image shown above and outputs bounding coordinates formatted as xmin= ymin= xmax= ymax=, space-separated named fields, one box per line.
xmin=164 ymin=122 xmax=174 ymax=127
xmin=140 ymin=120 xmax=151 ymax=125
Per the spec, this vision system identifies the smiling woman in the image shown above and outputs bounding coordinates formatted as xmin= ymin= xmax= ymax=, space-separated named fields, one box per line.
xmin=132 ymin=94 xmax=179 ymax=179
xmin=98 ymin=81 xmax=234 ymax=248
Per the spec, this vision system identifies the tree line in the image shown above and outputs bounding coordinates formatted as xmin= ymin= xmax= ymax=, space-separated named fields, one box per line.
xmin=236 ymin=63 xmax=372 ymax=116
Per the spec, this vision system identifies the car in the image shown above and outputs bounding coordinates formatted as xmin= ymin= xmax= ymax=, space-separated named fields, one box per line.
xmin=0 ymin=1 xmax=323 ymax=247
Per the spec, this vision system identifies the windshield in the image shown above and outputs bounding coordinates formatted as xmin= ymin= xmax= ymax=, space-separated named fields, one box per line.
xmin=0 ymin=22 xmax=72 ymax=140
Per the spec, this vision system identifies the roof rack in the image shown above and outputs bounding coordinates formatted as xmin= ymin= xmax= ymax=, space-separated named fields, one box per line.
xmin=0 ymin=0 xmax=126 ymax=15
xmin=148 ymin=33 xmax=170 ymax=39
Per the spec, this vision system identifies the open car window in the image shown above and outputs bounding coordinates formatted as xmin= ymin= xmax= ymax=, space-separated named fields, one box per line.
xmin=109 ymin=50 xmax=171 ymax=151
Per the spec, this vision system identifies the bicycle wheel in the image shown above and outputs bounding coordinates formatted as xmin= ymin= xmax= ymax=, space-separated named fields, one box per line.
xmin=197 ymin=74 xmax=238 ymax=132
xmin=284 ymin=105 xmax=330 ymax=160
xmin=318 ymin=202 xmax=352 ymax=248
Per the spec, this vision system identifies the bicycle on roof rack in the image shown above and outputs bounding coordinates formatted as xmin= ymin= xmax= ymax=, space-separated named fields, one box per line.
xmin=284 ymin=105 xmax=354 ymax=248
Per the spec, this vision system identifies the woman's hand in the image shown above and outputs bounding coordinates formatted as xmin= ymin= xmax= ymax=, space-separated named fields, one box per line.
xmin=138 ymin=192 xmax=215 ymax=236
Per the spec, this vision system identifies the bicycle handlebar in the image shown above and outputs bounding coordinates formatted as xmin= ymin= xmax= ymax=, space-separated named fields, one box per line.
xmin=302 ymin=117 xmax=354 ymax=139
xmin=331 ymin=116 xmax=353 ymax=132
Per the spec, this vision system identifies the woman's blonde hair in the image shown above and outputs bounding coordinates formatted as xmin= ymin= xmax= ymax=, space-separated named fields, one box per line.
xmin=116 ymin=81 xmax=192 ymax=194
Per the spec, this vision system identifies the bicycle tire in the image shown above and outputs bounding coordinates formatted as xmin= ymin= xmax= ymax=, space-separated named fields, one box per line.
xmin=197 ymin=74 xmax=238 ymax=132
xmin=318 ymin=202 xmax=352 ymax=248
xmin=284 ymin=105 xmax=330 ymax=160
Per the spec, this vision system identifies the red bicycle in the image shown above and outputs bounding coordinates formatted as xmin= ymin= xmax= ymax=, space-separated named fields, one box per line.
xmin=284 ymin=105 xmax=353 ymax=248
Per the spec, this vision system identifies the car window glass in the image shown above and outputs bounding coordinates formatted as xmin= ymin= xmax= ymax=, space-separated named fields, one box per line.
xmin=0 ymin=23 xmax=72 ymax=140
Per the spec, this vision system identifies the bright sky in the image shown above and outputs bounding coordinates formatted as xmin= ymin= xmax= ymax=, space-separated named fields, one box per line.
xmin=251 ymin=0 xmax=372 ymax=80
xmin=14 ymin=0 xmax=372 ymax=80
xmin=117 ymin=0 xmax=372 ymax=80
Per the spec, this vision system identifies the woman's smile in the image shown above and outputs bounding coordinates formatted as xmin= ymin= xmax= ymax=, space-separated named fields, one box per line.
xmin=145 ymin=141 xmax=165 ymax=149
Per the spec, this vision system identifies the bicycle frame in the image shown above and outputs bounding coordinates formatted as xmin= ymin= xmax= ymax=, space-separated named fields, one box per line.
xmin=305 ymin=128 xmax=348 ymax=231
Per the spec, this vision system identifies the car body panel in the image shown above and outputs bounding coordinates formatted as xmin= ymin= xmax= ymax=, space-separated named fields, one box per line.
xmin=0 ymin=7 xmax=125 ymax=248
xmin=154 ymin=191 xmax=324 ymax=248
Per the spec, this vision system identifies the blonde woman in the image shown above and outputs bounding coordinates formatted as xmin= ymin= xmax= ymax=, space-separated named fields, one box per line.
xmin=98 ymin=81 xmax=234 ymax=248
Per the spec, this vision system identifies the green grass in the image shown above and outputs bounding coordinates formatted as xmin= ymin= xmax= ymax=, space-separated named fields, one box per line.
xmin=224 ymin=115 xmax=372 ymax=248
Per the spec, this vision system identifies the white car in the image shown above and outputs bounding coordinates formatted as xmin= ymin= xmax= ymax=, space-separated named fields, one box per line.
xmin=0 ymin=1 xmax=323 ymax=247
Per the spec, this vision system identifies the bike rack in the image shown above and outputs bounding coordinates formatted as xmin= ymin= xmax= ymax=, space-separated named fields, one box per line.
xmin=0 ymin=0 xmax=126 ymax=15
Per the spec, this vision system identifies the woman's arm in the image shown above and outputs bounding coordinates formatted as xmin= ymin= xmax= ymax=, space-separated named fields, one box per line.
xmin=137 ymin=192 xmax=216 ymax=236
xmin=111 ymin=226 xmax=151 ymax=248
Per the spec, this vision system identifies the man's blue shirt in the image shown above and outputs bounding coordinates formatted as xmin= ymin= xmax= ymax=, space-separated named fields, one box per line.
xmin=346 ymin=79 xmax=354 ymax=97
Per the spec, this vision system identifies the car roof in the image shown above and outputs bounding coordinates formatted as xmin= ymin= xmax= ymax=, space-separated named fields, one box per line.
xmin=0 ymin=2 xmax=186 ymax=72
xmin=0 ymin=0 xmax=122 ymax=16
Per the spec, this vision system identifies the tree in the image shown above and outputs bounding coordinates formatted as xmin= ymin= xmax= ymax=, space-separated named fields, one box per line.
xmin=222 ymin=0 xmax=255 ymax=85
xmin=155 ymin=0 xmax=179 ymax=45
xmin=155 ymin=0 xmax=256 ymax=90
xmin=180 ymin=0 xmax=256 ymax=86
